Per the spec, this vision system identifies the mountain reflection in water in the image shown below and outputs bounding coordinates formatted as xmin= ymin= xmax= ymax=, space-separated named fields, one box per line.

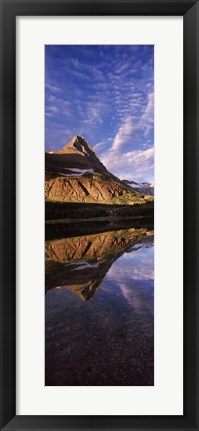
xmin=45 ymin=227 xmax=154 ymax=386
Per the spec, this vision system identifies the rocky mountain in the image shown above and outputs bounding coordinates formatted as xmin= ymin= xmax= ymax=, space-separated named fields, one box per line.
xmin=45 ymin=135 xmax=153 ymax=205
xmin=123 ymin=179 xmax=154 ymax=197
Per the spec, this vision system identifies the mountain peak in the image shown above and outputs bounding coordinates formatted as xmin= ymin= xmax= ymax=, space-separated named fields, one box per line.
xmin=58 ymin=135 xmax=98 ymax=160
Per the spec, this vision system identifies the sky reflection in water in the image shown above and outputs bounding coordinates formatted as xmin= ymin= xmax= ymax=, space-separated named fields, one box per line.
xmin=45 ymin=231 xmax=154 ymax=386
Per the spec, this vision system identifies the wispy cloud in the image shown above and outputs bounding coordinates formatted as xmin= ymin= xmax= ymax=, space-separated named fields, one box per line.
xmin=140 ymin=92 xmax=154 ymax=137
xmin=112 ymin=116 xmax=136 ymax=151
xmin=45 ymin=45 xmax=154 ymax=181
xmin=46 ymin=82 xmax=61 ymax=93
xmin=101 ymin=147 xmax=154 ymax=181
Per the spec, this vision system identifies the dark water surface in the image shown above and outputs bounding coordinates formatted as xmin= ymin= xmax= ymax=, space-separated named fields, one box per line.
xmin=45 ymin=226 xmax=154 ymax=386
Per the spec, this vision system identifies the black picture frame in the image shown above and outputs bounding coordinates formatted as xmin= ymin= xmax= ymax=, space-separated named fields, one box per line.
xmin=0 ymin=1 xmax=199 ymax=430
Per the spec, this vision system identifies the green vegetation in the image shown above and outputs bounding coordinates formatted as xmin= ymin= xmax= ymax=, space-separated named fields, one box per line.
xmin=45 ymin=200 xmax=154 ymax=222
xmin=46 ymin=215 xmax=152 ymax=224
xmin=46 ymin=216 xmax=154 ymax=241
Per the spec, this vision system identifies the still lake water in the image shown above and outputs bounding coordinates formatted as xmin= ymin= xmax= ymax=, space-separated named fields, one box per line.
xmin=45 ymin=227 xmax=154 ymax=386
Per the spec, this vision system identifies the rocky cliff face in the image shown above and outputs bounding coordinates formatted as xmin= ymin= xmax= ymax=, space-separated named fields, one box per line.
xmin=45 ymin=228 xmax=150 ymax=263
xmin=45 ymin=174 xmax=147 ymax=204
xmin=45 ymin=136 xmax=153 ymax=205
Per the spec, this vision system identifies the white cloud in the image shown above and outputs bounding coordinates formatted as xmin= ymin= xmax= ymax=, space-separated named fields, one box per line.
xmin=46 ymin=82 xmax=61 ymax=93
xmin=101 ymin=146 xmax=154 ymax=181
xmin=46 ymin=94 xmax=72 ymax=119
xmin=100 ymin=89 xmax=154 ymax=180
xmin=93 ymin=141 xmax=106 ymax=152
xmin=127 ymin=147 xmax=154 ymax=168
xmin=111 ymin=90 xmax=154 ymax=152
xmin=102 ymin=147 xmax=154 ymax=169
xmin=116 ymin=62 xmax=129 ymax=75
xmin=140 ymin=92 xmax=154 ymax=136
xmin=49 ymin=106 xmax=58 ymax=113
xmin=112 ymin=116 xmax=136 ymax=151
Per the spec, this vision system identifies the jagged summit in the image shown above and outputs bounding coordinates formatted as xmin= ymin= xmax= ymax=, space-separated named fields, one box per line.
xmin=45 ymin=135 xmax=154 ymax=204
xmin=46 ymin=134 xmax=109 ymax=179
xmin=57 ymin=135 xmax=99 ymax=161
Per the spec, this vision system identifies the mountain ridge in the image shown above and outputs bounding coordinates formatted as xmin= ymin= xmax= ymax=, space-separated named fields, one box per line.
xmin=45 ymin=136 xmax=153 ymax=205
xmin=52 ymin=135 xmax=101 ymax=161
xmin=123 ymin=179 xmax=154 ymax=197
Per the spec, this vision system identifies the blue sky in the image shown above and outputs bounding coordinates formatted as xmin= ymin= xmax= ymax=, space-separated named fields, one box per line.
xmin=45 ymin=45 xmax=154 ymax=182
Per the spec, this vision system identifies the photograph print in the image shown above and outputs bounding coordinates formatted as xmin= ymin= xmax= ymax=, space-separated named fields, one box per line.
xmin=45 ymin=45 xmax=154 ymax=386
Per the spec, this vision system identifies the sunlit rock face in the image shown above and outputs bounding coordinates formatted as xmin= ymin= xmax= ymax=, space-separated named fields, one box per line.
xmin=45 ymin=228 xmax=153 ymax=301
xmin=45 ymin=136 xmax=152 ymax=205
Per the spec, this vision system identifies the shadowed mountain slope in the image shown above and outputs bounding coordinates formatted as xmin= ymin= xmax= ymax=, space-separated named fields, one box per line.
xmin=45 ymin=136 xmax=153 ymax=205
xmin=123 ymin=179 xmax=154 ymax=197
